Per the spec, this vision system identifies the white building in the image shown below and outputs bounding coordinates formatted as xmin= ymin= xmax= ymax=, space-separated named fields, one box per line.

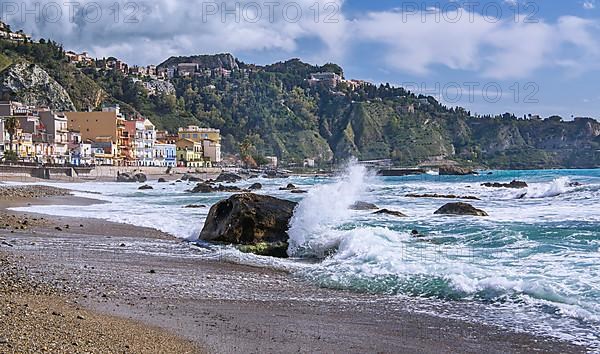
xmin=132 ymin=119 xmax=158 ymax=166
xmin=153 ymin=143 xmax=177 ymax=167
xmin=39 ymin=110 xmax=69 ymax=164
xmin=202 ymin=139 xmax=222 ymax=164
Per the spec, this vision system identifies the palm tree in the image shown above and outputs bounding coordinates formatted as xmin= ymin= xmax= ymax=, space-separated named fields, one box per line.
xmin=4 ymin=116 xmax=19 ymax=154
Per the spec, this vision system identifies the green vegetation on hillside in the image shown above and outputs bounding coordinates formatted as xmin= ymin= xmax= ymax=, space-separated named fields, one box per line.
xmin=1 ymin=37 xmax=599 ymax=168
xmin=0 ymin=53 xmax=12 ymax=72
xmin=0 ymin=39 xmax=105 ymax=110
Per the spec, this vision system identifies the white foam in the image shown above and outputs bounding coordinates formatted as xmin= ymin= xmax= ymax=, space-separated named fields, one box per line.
xmin=287 ymin=161 xmax=373 ymax=257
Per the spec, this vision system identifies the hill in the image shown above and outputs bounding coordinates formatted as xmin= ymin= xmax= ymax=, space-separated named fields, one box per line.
xmin=0 ymin=38 xmax=599 ymax=169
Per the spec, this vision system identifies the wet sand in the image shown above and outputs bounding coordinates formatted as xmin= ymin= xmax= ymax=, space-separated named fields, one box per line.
xmin=0 ymin=189 xmax=588 ymax=353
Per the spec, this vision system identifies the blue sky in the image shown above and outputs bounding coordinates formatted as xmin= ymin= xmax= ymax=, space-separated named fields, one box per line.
xmin=2 ymin=0 xmax=599 ymax=119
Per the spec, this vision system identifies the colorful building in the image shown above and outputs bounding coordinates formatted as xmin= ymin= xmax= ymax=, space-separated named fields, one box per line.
xmin=39 ymin=110 xmax=69 ymax=164
xmin=154 ymin=143 xmax=177 ymax=167
xmin=65 ymin=105 xmax=130 ymax=166
xmin=177 ymin=125 xmax=222 ymax=164
xmin=176 ymin=138 xmax=209 ymax=168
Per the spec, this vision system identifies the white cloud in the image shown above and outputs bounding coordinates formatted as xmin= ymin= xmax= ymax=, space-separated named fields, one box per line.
xmin=583 ymin=1 xmax=596 ymax=10
xmin=350 ymin=8 xmax=600 ymax=79
xmin=3 ymin=0 xmax=347 ymax=65
xmin=2 ymin=1 xmax=599 ymax=80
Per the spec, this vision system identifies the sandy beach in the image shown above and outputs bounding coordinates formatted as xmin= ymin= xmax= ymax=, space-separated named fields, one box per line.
xmin=0 ymin=185 xmax=589 ymax=353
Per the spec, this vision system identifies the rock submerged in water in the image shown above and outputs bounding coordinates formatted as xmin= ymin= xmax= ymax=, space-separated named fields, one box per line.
xmin=350 ymin=201 xmax=379 ymax=210
xmin=439 ymin=166 xmax=478 ymax=176
xmin=482 ymin=180 xmax=528 ymax=189
xmin=434 ymin=202 xmax=488 ymax=217
xmin=138 ymin=185 xmax=153 ymax=190
xmin=199 ymin=194 xmax=297 ymax=258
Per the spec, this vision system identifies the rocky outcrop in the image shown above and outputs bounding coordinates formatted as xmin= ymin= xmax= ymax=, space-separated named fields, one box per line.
xmin=373 ymin=209 xmax=407 ymax=218
xmin=350 ymin=201 xmax=379 ymax=210
xmin=117 ymin=173 xmax=147 ymax=183
xmin=0 ymin=62 xmax=76 ymax=111
xmin=434 ymin=203 xmax=488 ymax=216
xmin=439 ymin=166 xmax=477 ymax=176
xmin=406 ymin=193 xmax=480 ymax=201
xmin=138 ymin=185 xmax=153 ymax=190
xmin=482 ymin=180 xmax=528 ymax=189
xmin=199 ymin=194 xmax=298 ymax=258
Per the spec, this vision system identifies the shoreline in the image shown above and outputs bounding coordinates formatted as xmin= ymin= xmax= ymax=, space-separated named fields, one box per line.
xmin=0 ymin=186 xmax=589 ymax=353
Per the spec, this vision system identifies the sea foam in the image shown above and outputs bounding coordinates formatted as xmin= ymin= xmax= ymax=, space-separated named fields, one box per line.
xmin=287 ymin=161 xmax=371 ymax=258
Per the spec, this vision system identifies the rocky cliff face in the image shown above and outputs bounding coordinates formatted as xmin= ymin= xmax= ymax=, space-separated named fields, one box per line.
xmin=0 ymin=62 xmax=75 ymax=111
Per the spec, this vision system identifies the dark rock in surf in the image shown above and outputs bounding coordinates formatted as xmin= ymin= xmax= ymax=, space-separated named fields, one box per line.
xmin=248 ymin=183 xmax=263 ymax=190
xmin=406 ymin=193 xmax=481 ymax=201
xmin=482 ymin=180 xmax=528 ymax=189
xmin=279 ymin=184 xmax=297 ymax=191
xmin=200 ymin=193 xmax=297 ymax=258
xmin=434 ymin=203 xmax=488 ymax=217
xmin=117 ymin=172 xmax=147 ymax=183
xmin=138 ymin=185 xmax=153 ymax=190
xmin=189 ymin=183 xmax=215 ymax=193
xmin=181 ymin=174 xmax=203 ymax=182
xmin=290 ymin=189 xmax=308 ymax=194
xmin=439 ymin=166 xmax=478 ymax=176
xmin=264 ymin=170 xmax=290 ymax=179
xmin=158 ymin=178 xmax=167 ymax=183
xmin=213 ymin=172 xmax=243 ymax=183
xmin=189 ymin=182 xmax=248 ymax=193
xmin=373 ymin=209 xmax=407 ymax=218
xmin=350 ymin=201 xmax=379 ymax=210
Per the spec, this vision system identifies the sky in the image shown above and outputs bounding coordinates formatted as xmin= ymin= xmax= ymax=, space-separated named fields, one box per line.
xmin=1 ymin=0 xmax=599 ymax=119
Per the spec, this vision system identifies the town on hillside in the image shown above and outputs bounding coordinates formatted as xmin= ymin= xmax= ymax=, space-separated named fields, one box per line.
xmin=0 ymin=101 xmax=221 ymax=168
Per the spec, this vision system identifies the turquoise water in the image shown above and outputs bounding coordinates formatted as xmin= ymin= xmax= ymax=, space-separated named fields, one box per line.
xmin=12 ymin=167 xmax=600 ymax=349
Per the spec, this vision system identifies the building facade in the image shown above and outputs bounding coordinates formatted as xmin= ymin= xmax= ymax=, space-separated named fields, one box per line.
xmin=178 ymin=126 xmax=222 ymax=164
xmin=65 ymin=105 xmax=129 ymax=166
xmin=176 ymin=138 xmax=207 ymax=168
xmin=154 ymin=143 xmax=177 ymax=167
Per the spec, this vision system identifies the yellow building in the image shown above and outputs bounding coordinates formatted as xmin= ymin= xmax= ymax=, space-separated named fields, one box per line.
xmin=177 ymin=126 xmax=221 ymax=163
xmin=64 ymin=106 xmax=129 ymax=165
xmin=176 ymin=138 xmax=210 ymax=168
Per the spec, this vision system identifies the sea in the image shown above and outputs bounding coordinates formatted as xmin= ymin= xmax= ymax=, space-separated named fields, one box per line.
xmin=9 ymin=165 xmax=600 ymax=350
